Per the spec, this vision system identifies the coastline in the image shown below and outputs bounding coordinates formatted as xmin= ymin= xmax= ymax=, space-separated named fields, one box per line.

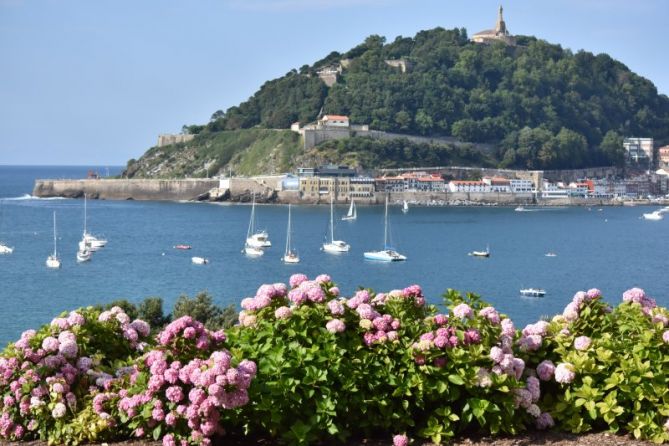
xmin=32 ymin=178 xmax=669 ymax=207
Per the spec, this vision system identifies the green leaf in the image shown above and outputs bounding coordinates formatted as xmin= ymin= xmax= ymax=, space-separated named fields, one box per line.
xmin=448 ymin=374 xmax=464 ymax=385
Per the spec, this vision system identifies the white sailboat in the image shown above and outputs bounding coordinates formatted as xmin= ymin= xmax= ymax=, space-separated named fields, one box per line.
xmin=81 ymin=194 xmax=107 ymax=251
xmin=402 ymin=200 xmax=409 ymax=214
xmin=245 ymin=194 xmax=271 ymax=249
xmin=364 ymin=195 xmax=407 ymax=262
xmin=46 ymin=212 xmax=61 ymax=269
xmin=0 ymin=204 xmax=13 ymax=254
xmin=282 ymin=204 xmax=300 ymax=264
xmin=322 ymin=196 xmax=350 ymax=253
xmin=341 ymin=199 xmax=357 ymax=221
xmin=77 ymin=196 xmax=93 ymax=263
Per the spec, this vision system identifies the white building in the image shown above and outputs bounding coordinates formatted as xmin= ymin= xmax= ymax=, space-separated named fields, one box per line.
xmin=541 ymin=181 xmax=569 ymax=199
xmin=482 ymin=177 xmax=511 ymax=193
xmin=448 ymin=181 xmax=491 ymax=193
xmin=510 ymin=179 xmax=534 ymax=193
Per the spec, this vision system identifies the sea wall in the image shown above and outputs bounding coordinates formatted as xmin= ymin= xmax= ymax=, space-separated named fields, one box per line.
xmin=33 ymin=179 xmax=220 ymax=201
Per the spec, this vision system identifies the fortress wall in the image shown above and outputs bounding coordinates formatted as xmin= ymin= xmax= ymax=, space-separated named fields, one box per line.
xmin=33 ymin=179 xmax=219 ymax=201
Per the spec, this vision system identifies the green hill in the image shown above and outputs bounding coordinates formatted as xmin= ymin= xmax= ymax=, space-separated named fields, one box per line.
xmin=126 ymin=27 xmax=669 ymax=177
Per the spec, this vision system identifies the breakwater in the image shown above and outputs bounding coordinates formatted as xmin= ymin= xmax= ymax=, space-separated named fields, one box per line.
xmin=33 ymin=179 xmax=220 ymax=201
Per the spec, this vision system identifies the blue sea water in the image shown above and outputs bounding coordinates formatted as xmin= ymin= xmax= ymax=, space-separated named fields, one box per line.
xmin=0 ymin=165 xmax=667 ymax=345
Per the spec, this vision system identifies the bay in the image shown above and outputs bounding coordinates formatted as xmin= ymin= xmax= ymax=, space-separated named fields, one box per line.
xmin=0 ymin=165 xmax=667 ymax=345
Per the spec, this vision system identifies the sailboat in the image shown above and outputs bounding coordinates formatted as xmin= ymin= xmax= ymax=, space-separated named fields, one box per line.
xmin=0 ymin=204 xmax=13 ymax=254
xmin=245 ymin=194 xmax=271 ymax=249
xmin=46 ymin=212 xmax=61 ymax=269
xmin=77 ymin=196 xmax=93 ymax=263
xmin=322 ymin=195 xmax=350 ymax=253
xmin=341 ymin=199 xmax=357 ymax=221
xmin=402 ymin=200 xmax=409 ymax=214
xmin=364 ymin=195 xmax=406 ymax=262
xmin=282 ymin=204 xmax=300 ymax=263
xmin=81 ymin=194 xmax=107 ymax=251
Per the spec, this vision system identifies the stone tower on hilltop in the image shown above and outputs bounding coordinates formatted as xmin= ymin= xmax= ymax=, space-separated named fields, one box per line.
xmin=471 ymin=5 xmax=517 ymax=46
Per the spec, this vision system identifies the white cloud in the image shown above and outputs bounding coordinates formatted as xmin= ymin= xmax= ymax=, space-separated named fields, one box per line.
xmin=224 ymin=0 xmax=396 ymax=12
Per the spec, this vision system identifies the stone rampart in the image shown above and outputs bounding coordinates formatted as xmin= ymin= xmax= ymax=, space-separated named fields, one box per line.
xmin=33 ymin=179 xmax=219 ymax=201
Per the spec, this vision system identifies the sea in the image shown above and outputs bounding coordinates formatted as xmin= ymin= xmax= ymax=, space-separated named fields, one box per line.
xmin=0 ymin=165 xmax=667 ymax=345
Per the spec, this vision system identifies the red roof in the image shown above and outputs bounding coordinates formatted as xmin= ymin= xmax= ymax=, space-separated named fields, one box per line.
xmin=417 ymin=177 xmax=444 ymax=182
xmin=322 ymin=115 xmax=349 ymax=121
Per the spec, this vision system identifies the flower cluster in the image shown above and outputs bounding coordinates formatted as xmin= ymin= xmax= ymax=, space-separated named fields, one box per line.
xmin=158 ymin=316 xmax=226 ymax=350
xmin=561 ymin=289 xmax=604 ymax=322
xmin=0 ymin=308 xmax=150 ymax=443
xmin=95 ymin=325 xmax=256 ymax=446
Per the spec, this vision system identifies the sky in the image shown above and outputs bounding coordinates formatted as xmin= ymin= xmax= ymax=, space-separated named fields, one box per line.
xmin=1 ymin=0 xmax=668 ymax=166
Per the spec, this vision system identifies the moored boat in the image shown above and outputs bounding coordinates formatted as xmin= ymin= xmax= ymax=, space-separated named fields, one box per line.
xmin=341 ymin=199 xmax=357 ymax=221
xmin=470 ymin=245 xmax=490 ymax=257
xmin=282 ymin=204 xmax=300 ymax=263
xmin=323 ymin=196 xmax=350 ymax=253
xmin=191 ymin=256 xmax=209 ymax=265
xmin=245 ymin=195 xmax=271 ymax=249
xmin=364 ymin=195 xmax=406 ymax=262
xmin=520 ymin=288 xmax=545 ymax=297
xmin=46 ymin=212 xmax=61 ymax=269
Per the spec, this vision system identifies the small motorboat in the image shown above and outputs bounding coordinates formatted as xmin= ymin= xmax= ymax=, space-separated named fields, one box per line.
xmin=174 ymin=244 xmax=192 ymax=250
xmin=76 ymin=248 xmax=92 ymax=263
xmin=520 ymin=288 xmax=546 ymax=297
xmin=642 ymin=211 xmax=663 ymax=221
xmin=191 ymin=256 xmax=209 ymax=265
xmin=243 ymin=244 xmax=264 ymax=257
xmin=0 ymin=243 xmax=13 ymax=254
xmin=514 ymin=206 xmax=526 ymax=212
xmin=545 ymin=252 xmax=557 ymax=257
xmin=469 ymin=245 xmax=490 ymax=257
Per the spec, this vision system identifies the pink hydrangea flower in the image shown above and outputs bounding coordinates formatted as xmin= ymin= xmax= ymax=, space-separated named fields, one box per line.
xmin=452 ymin=303 xmax=473 ymax=319
xmin=501 ymin=318 xmax=515 ymax=336
xmin=393 ymin=434 xmax=409 ymax=446
xmin=536 ymin=360 xmax=555 ymax=381
xmin=326 ymin=319 xmax=345 ymax=333
xmin=586 ymin=288 xmax=601 ymax=300
xmin=315 ymin=274 xmax=331 ymax=284
xmin=574 ymin=336 xmax=592 ymax=351
xmin=479 ymin=306 xmax=500 ymax=324
xmin=328 ymin=287 xmax=340 ymax=296
xmin=289 ymin=273 xmax=308 ymax=288
xmin=274 ymin=306 xmax=292 ymax=320
xmin=489 ymin=346 xmax=504 ymax=363
xmin=662 ymin=330 xmax=669 ymax=344
xmin=555 ymin=362 xmax=576 ymax=384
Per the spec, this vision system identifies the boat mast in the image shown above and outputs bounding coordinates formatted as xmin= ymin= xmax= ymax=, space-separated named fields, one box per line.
xmin=285 ymin=204 xmax=291 ymax=256
xmin=383 ymin=195 xmax=388 ymax=249
xmin=330 ymin=195 xmax=334 ymax=243
xmin=83 ymin=193 xmax=87 ymax=235
xmin=53 ymin=211 xmax=57 ymax=257
xmin=247 ymin=194 xmax=255 ymax=238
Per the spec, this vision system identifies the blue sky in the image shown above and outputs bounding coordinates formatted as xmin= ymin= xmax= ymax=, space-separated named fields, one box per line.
xmin=1 ymin=0 xmax=667 ymax=166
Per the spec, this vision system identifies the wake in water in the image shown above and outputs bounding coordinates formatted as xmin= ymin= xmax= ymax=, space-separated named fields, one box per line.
xmin=0 ymin=194 xmax=67 ymax=201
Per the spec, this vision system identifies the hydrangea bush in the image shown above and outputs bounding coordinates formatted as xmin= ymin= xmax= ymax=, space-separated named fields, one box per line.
xmin=0 ymin=306 xmax=151 ymax=444
xmin=1 ymin=276 xmax=668 ymax=445
xmin=519 ymin=288 xmax=669 ymax=444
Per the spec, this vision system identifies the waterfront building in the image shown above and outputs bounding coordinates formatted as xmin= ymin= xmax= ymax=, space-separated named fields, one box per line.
xmin=510 ymin=179 xmax=533 ymax=193
xmin=281 ymin=175 xmax=299 ymax=191
xmin=471 ymin=5 xmax=517 ymax=46
xmin=482 ymin=176 xmax=511 ymax=193
xmin=374 ymin=175 xmax=406 ymax=193
xmin=448 ymin=180 xmax=491 ymax=193
xmin=541 ymin=181 xmax=569 ymax=199
xmin=349 ymin=177 xmax=375 ymax=198
xmin=623 ymin=137 xmax=654 ymax=164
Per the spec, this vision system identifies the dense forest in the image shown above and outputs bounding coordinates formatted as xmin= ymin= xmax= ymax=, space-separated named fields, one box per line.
xmin=181 ymin=27 xmax=669 ymax=170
